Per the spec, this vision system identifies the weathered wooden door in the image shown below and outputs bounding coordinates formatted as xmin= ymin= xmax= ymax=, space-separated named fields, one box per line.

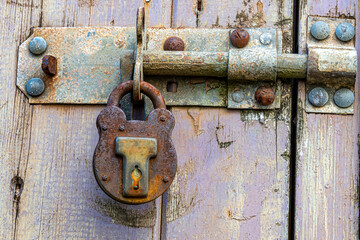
xmin=1 ymin=0 xmax=358 ymax=239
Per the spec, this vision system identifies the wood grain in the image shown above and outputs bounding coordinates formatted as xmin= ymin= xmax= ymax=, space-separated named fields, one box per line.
xmin=0 ymin=0 xmax=42 ymax=239
xmin=13 ymin=0 xmax=170 ymax=239
xmin=166 ymin=90 xmax=292 ymax=239
xmin=295 ymin=0 xmax=359 ymax=239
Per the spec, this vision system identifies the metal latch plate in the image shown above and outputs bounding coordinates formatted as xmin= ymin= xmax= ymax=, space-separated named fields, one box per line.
xmin=17 ymin=27 xmax=282 ymax=109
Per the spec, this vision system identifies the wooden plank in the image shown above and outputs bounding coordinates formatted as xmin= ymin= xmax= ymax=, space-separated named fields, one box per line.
xmin=14 ymin=0 xmax=171 ymax=239
xmin=166 ymin=105 xmax=291 ymax=239
xmin=165 ymin=0 xmax=294 ymax=238
xmin=295 ymin=0 xmax=359 ymax=239
xmin=41 ymin=0 xmax=171 ymax=27
xmin=0 ymin=0 xmax=42 ymax=239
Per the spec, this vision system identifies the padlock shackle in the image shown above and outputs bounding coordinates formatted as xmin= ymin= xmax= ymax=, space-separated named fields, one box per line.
xmin=107 ymin=80 xmax=166 ymax=109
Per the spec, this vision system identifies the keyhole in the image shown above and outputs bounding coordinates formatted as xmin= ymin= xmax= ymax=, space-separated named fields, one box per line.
xmin=131 ymin=165 xmax=142 ymax=190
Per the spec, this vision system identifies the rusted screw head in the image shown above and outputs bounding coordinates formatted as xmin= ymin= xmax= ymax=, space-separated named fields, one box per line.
xmin=101 ymin=175 xmax=108 ymax=181
xmin=42 ymin=55 xmax=57 ymax=76
xmin=163 ymin=177 xmax=169 ymax=183
xmin=119 ymin=125 xmax=125 ymax=131
xmin=230 ymin=28 xmax=250 ymax=48
xmin=255 ymin=86 xmax=275 ymax=106
xmin=102 ymin=125 xmax=108 ymax=131
xmin=164 ymin=37 xmax=185 ymax=51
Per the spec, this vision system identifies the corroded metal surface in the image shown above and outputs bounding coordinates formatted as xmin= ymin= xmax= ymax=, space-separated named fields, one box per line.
xmin=17 ymin=27 xmax=136 ymax=104
xmin=305 ymin=84 xmax=354 ymax=114
xmin=41 ymin=55 xmax=57 ymax=76
xmin=17 ymin=25 xmax=355 ymax=111
xmin=228 ymin=28 xmax=278 ymax=81
xmin=255 ymin=86 xmax=275 ymax=106
xmin=306 ymin=17 xmax=357 ymax=114
xmin=163 ymin=37 xmax=185 ymax=51
xmin=227 ymin=81 xmax=281 ymax=109
xmin=230 ymin=28 xmax=250 ymax=48
xmin=94 ymin=81 xmax=177 ymax=204
xmin=116 ymin=137 xmax=157 ymax=197
xmin=133 ymin=7 xmax=146 ymax=103
xmin=146 ymin=77 xmax=227 ymax=107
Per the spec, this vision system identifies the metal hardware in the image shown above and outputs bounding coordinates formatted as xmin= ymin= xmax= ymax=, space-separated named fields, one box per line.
xmin=255 ymin=86 xmax=275 ymax=106
xmin=164 ymin=37 xmax=185 ymax=51
xmin=230 ymin=28 xmax=250 ymax=48
xmin=333 ymin=88 xmax=354 ymax=108
xmin=310 ymin=21 xmax=330 ymax=40
xmin=28 ymin=37 xmax=47 ymax=55
xmin=336 ymin=23 xmax=355 ymax=42
xmin=133 ymin=7 xmax=146 ymax=103
xmin=306 ymin=17 xmax=357 ymax=114
xmin=93 ymin=80 xmax=177 ymax=204
xmin=259 ymin=33 xmax=272 ymax=45
xmin=16 ymin=15 xmax=356 ymax=113
xmin=26 ymin=78 xmax=45 ymax=97
xmin=308 ymin=87 xmax=329 ymax=107
xmin=41 ymin=55 xmax=57 ymax=76
xmin=116 ymin=137 xmax=157 ymax=197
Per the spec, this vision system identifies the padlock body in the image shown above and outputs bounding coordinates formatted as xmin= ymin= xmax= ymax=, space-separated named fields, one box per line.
xmin=93 ymin=106 xmax=177 ymax=204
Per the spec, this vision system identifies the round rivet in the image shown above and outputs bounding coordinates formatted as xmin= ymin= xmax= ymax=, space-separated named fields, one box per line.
xmin=160 ymin=115 xmax=166 ymax=122
xmin=308 ymin=87 xmax=329 ymax=107
xmin=28 ymin=37 xmax=47 ymax=55
xmin=25 ymin=78 xmax=45 ymax=97
xmin=101 ymin=175 xmax=108 ymax=181
xmin=336 ymin=23 xmax=355 ymax=42
xmin=163 ymin=177 xmax=169 ymax=183
xmin=334 ymin=88 xmax=354 ymax=108
xmin=231 ymin=90 xmax=242 ymax=103
xmin=102 ymin=125 xmax=108 ymax=131
xmin=259 ymin=33 xmax=272 ymax=45
xmin=230 ymin=28 xmax=250 ymax=48
xmin=255 ymin=86 xmax=275 ymax=106
xmin=133 ymin=185 xmax=139 ymax=190
xmin=164 ymin=37 xmax=185 ymax=51
xmin=310 ymin=21 xmax=330 ymax=40
xmin=119 ymin=126 xmax=125 ymax=131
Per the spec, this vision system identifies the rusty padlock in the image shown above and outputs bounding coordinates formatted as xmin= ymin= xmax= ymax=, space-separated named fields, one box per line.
xmin=93 ymin=81 xmax=177 ymax=204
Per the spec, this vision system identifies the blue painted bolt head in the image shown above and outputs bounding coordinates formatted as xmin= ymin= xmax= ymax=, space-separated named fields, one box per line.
xmin=336 ymin=23 xmax=355 ymax=42
xmin=310 ymin=21 xmax=330 ymax=40
xmin=334 ymin=88 xmax=354 ymax=108
xmin=308 ymin=87 xmax=329 ymax=107
xmin=28 ymin=37 xmax=47 ymax=55
xmin=26 ymin=78 xmax=45 ymax=97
